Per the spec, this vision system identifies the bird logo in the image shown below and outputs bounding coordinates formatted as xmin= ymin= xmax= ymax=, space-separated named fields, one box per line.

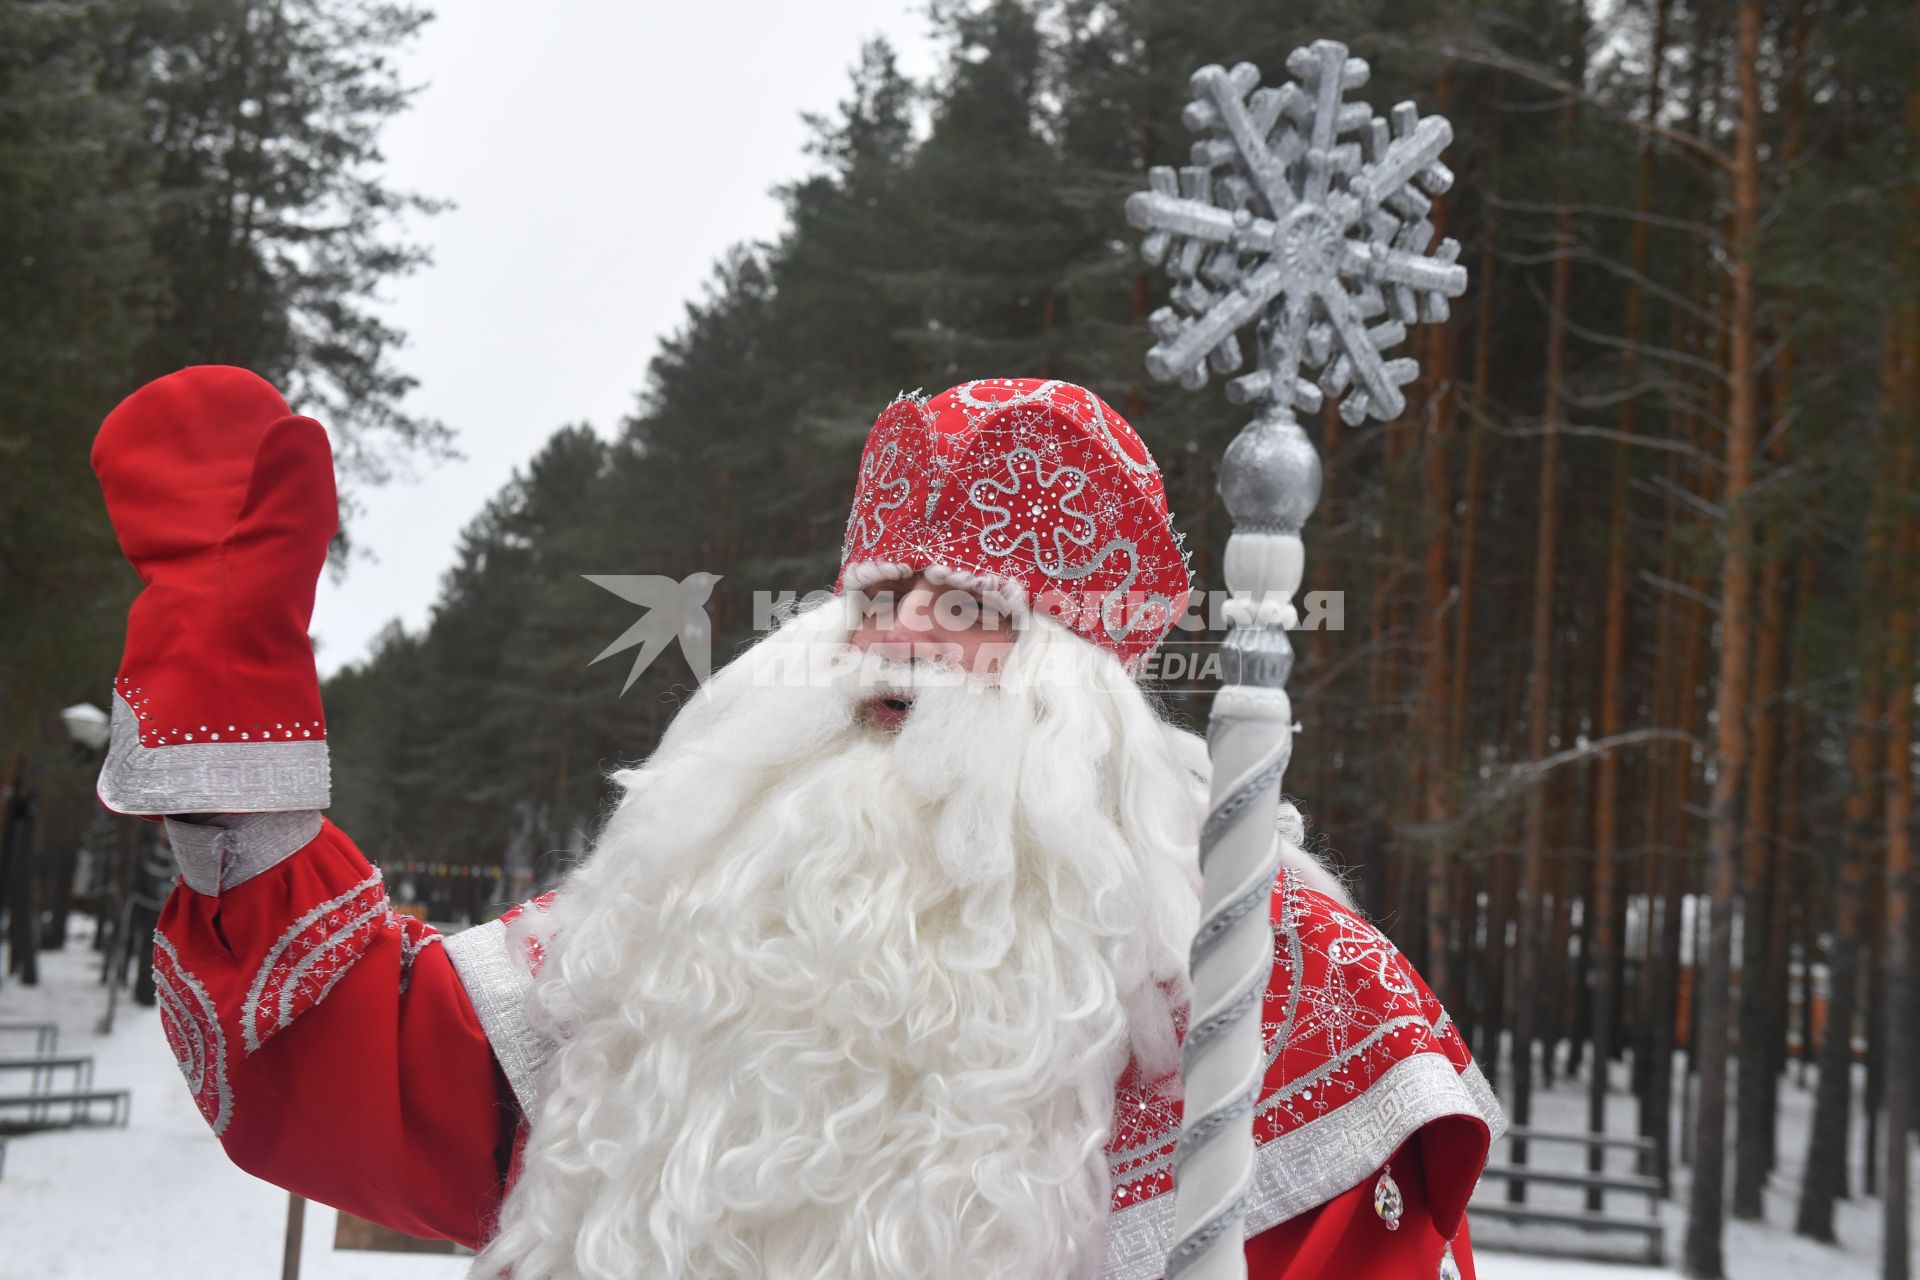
xmin=584 ymin=572 xmax=722 ymax=693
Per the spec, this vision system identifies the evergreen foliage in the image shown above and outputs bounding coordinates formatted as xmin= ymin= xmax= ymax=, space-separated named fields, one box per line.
xmin=3 ymin=0 xmax=1916 ymax=1266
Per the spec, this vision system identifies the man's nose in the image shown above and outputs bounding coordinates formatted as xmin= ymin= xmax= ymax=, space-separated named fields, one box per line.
xmin=878 ymin=583 xmax=940 ymax=648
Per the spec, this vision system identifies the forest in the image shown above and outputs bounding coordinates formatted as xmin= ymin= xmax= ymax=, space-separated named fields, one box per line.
xmin=0 ymin=1 xmax=1915 ymax=1277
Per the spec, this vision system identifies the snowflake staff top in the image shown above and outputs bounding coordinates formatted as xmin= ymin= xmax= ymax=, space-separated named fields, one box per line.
xmin=1126 ymin=42 xmax=1466 ymax=424
xmin=1124 ymin=41 xmax=1469 ymax=1280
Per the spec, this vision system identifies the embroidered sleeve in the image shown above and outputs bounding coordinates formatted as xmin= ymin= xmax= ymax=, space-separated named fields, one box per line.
xmin=153 ymin=817 xmax=517 ymax=1247
xmin=1099 ymin=870 xmax=1503 ymax=1279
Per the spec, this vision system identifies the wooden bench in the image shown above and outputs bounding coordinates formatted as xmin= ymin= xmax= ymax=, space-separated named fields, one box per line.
xmin=1471 ymin=1126 xmax=1665 ymax=1265
xmin=0 ymin=1087 xmax=131 ymax=1131
xmin=0 ymin=1055 xmax=98 ymax=1124
xmin=0 ymin=1021 xmax=58 ymax=1056
xmin=0 ymin=1055 xmax=96 ymax=1085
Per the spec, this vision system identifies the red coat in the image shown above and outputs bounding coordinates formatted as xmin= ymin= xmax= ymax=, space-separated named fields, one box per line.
xmin=153 ymin=816 xmax=1500 ymax=1277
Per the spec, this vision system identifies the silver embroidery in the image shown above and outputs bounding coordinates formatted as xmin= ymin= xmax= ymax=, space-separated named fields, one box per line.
xmin=1097 ymin=871 xmax=1507 ymax=1278
xmin=951 ymin=377 xmax=1068 ymax=415
xmin=967 ymin=447 xmax=1098 ymax=570
xmin=839 ymin=380 xmax=1191 ymax=668
xmin=955 ymin=378 xmax=1163 ymax=480
xmin=444 ymin=914 xmax=558 ymax=1113
xmin=397 ymin=924 xmax=442 ymax=995
xmin=846 ymin=440 xmax=910 ymax=552
xmin=1099 ymin=1053 xmax=1502 ymax=1280
xmin=163 ymin=810 xmax=323 ymax=895
xmin=1328 ymin=919 xmax=1418 ymax=996
xmin=241 ymin=871 xmax=386 ymax=1053
xmin=154 ymin=931 xmax=233 ymax=1137
xmin=98 ymin=692 xmax=329 ymax=815
xmin=1084 ymin=392 xmax=1162 ymax=478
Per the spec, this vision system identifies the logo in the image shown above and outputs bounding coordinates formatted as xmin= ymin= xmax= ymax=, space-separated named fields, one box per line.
xmin=585 ymin=573 xmax=722 ymax=693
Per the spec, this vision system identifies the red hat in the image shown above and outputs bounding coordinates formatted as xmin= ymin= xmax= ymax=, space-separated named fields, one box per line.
xmin=92 ymin=366 xmax=336 ymax=814
xmin=836 ymin=379 xmax=1191 ymax=671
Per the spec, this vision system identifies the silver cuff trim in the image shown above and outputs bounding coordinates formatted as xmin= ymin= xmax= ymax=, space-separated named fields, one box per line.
xmin=1099 ymin=1052 xmax=1502 ymax=1280
xmin=444 ymin=917 xmax=555 ymax=1115
xmin=163 ymin=811 xmax=324 ymax=896
xmin=98 ymin=693 xmax=330 ymax=815
xmin=1457 ymin=1059 xmax=1506 ymax=1142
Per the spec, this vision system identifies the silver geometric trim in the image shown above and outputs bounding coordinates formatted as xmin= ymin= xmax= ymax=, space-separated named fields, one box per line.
xmin=98 ymin=692 xmax=330 ymax=815
xmin=1099 ymin=1051 xmax=1505 ymax=1280
xmin=163 ymin=810 xmax=324 ymax=895
xmin=443 ymin=915 xmax=557 ymax=1114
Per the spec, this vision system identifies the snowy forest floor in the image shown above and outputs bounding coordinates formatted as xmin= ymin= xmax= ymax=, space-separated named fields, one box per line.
xmin=0 ymin=932 xmax=1907 ymax=1279
xmin=1467 ymin=1033 xmax=1909 ymax=1280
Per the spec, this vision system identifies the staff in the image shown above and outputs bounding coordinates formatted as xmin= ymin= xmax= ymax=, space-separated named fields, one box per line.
xmin=1125 ymin=40 xmax=1467 ymax=1280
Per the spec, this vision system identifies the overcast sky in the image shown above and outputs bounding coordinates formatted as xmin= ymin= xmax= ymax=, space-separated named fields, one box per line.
xmin=310 ymin=2 xmax=941 ymax=676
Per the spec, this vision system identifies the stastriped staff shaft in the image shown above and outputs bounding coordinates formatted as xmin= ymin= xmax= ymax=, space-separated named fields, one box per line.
xmin=1164 ymin=408 xmax=1320 ymax=1280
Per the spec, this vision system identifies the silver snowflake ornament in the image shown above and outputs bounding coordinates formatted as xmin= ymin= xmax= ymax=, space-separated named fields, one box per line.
xmin=1125 ymin=41 xmax=1467 ymax=425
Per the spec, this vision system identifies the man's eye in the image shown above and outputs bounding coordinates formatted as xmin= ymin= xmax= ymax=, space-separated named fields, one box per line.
xmin=943 ymin=594 xmax=980 ymax=625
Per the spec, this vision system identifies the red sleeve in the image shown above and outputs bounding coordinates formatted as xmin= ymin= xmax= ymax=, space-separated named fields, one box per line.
xmin=1244 ymin=1128 xmax=1476 ymax=1279
xmin=153 ymin=817 xmax=516 ymax=1246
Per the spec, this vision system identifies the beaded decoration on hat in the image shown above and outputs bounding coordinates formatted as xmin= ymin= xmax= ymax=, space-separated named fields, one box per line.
xmin=836 ymin=379 xmax=1192 ymax=671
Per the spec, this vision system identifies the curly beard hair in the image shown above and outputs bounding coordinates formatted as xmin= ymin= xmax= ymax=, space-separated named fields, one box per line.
xmin=476 ymin=597 xmax=1345 ymax=1280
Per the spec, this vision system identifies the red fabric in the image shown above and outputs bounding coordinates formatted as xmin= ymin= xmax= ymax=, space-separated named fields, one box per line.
xmin=154 ymin=828 xmax=1484 ymax=1272
xmin=154 ymin=820 xmax=510 ymax=1246
xmin=1105 ymin=876 xmax=1494 ymax=1242
xmin=93 ymin=365 xmax=334 ymax=761
xmin=836 ymin=379 xmax=1192 ymax=670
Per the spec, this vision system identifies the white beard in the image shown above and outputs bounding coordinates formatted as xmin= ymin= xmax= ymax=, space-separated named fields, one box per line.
xmin=476 ymin=598 xmax=1345 ymax=1280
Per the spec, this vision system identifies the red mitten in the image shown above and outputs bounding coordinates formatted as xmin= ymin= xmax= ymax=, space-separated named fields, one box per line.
xmin=92 ymin=365 xmax=337 ymax=815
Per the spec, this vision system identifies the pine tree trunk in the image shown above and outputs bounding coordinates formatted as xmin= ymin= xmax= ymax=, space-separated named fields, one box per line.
xmin=1590 ymin=0 xmax=1670 ymax=1203
xmin=1420 ymin=65 xmax=1459 ymax=1011
xmin=1865 ymin=898 xmax=1885 ymax=1197
xmin=1787 ymin=628 xmax=1816 ymax=1095
xmin=1510 ymin=54 xmax=1581 ymax=1195
xmin=1655 ymin=482 xmax=1711 ymax=1193
xmin=1798 ymin=321 xmax=1903 ymax=1236
xmin=1637 ymin=446 xmax=1682 ymax=1111
xmin=1876 ymin=296 xmax=1917 ymax=1280
xmin=1796 ymin=704 xmax=1881 ymax=1240
xmin=1373 ymin=391 xmax=1421 ymax=957
xmin=1682 ymin=4 xmax=1763 ymax=1271
xmin=1759 ymin=550 xmax=1809 ymax=1171
xmin=1460 ymin=198 xmax=1501 ymax=1079
xmin=1731 ymin=432 xmax=1791 ymax=1220
xmin=1761 ymin=6 xmax=1815 ymax=1149
xmin=1547 ymin=786 xmax=1579 ymax=1085
xmin=1645 ymin=160 xmax=1722 ymax=1199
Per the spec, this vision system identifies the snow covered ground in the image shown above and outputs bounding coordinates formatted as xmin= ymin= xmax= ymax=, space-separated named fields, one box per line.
xmin=0 ymin=934 xmax=468 ymax=1279
xmin=1468 ymin=1045 xmax=1907 ymax=1280
xmin=0 ymin=929 xmax=1903 ymax=1278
